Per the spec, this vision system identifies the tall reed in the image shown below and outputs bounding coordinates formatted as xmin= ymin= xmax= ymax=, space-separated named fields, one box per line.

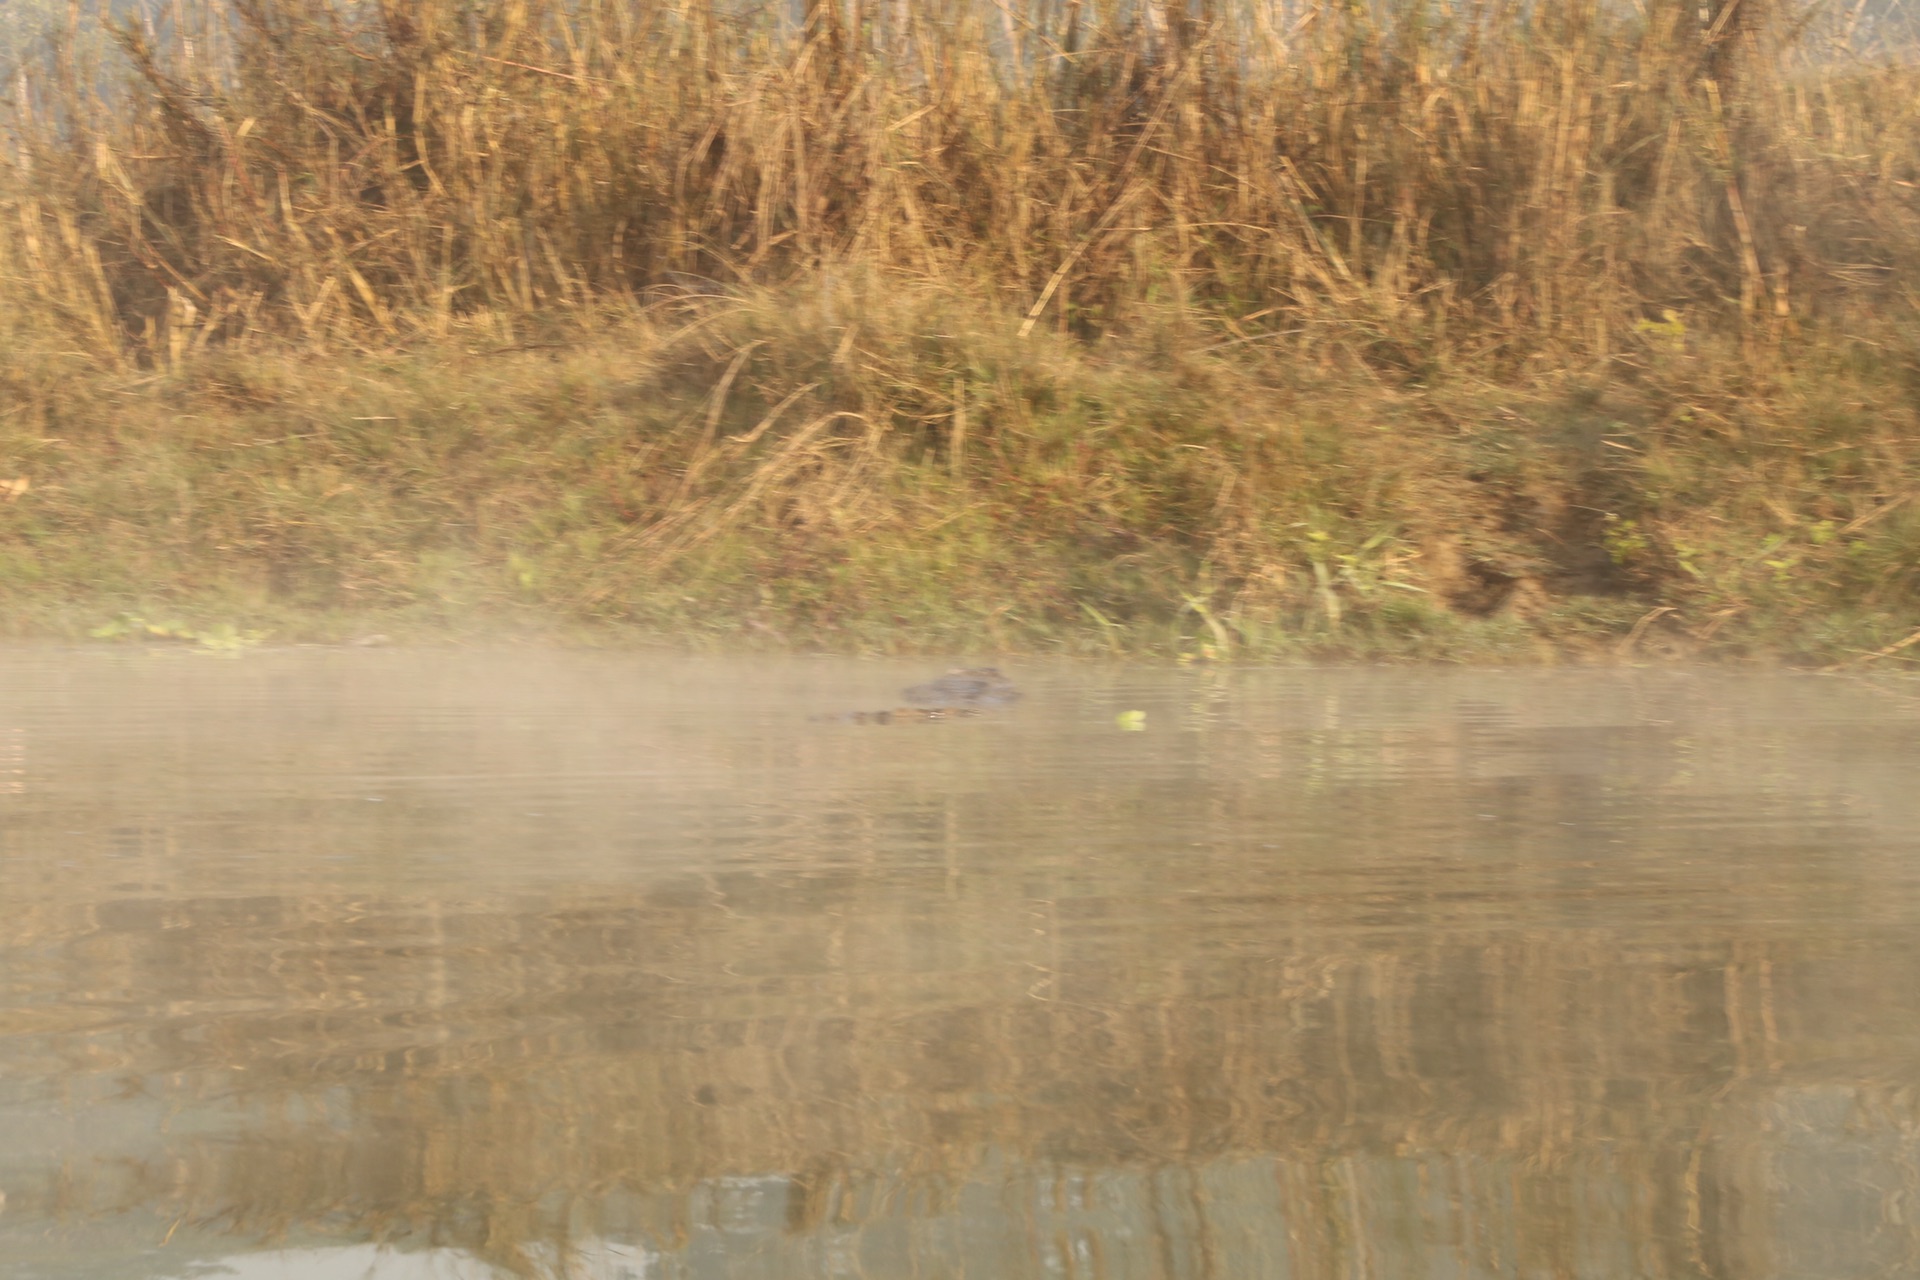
xmin=4 ymin=0 xmax=1916 ymax=366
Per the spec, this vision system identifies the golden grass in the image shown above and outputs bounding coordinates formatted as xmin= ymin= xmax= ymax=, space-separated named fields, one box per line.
xmin=3 ymin=0 xmax=1920 ymax=660
xmin=7 ymin=0 xmax=1915 ymax=359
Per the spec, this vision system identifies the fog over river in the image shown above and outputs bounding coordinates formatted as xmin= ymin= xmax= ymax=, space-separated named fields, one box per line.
xmin=3 ymin=650 xmax=1920 ymax=1278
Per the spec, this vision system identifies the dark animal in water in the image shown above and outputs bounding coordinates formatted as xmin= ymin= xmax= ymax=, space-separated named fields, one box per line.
xmin=813 ymin=667 xmax=1021 ymax=723
xmin=902 ymin=667 xmax=1021 ymax=708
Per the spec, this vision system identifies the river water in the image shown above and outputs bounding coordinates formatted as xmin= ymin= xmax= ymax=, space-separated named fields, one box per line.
xmin=3 ymin=649 xmax=1919 ymax=1279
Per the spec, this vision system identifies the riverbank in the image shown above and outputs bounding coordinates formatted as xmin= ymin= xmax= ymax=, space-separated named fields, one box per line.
xmin=4 ymin=0 xmax=1920 ymax=663
xmin=5 ymin=284 xmax=1919 ymax=665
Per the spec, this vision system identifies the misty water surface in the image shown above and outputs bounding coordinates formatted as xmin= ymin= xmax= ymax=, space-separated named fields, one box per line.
xmin=3 ymin=649 xmax=1920 ymax=1279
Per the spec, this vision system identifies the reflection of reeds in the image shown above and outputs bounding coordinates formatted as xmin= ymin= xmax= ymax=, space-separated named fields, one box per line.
xmin=13 ymin=892 xmax=1920 ymax=1276
xmin=11 ymin=802 xmax=1920 ymax=1258
xmin=7 ymin=661 xmax=1920 ymax=1273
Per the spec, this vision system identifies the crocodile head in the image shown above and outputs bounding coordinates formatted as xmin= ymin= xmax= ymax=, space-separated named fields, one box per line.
xmin=901 ymin=667 xmax=1021 ymax=708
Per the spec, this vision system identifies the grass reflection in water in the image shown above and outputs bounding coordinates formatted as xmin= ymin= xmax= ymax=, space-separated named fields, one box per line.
xmin=2 ymin=652 xmax=1918 ymax=1279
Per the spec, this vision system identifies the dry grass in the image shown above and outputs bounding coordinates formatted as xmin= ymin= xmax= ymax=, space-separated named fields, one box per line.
xmin=4 ymin=0 xmax=1920 ymax=660
xmin=7 ymin=0 xmax=1916 ymax=358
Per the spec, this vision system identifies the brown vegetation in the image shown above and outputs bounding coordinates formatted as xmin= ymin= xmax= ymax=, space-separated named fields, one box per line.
xmin=3 ymin=0 xmax=1920 ymax=658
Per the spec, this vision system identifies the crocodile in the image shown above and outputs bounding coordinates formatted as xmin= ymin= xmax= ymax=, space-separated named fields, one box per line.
xmin=811 ymin=667 xmax=1021 ymax=724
